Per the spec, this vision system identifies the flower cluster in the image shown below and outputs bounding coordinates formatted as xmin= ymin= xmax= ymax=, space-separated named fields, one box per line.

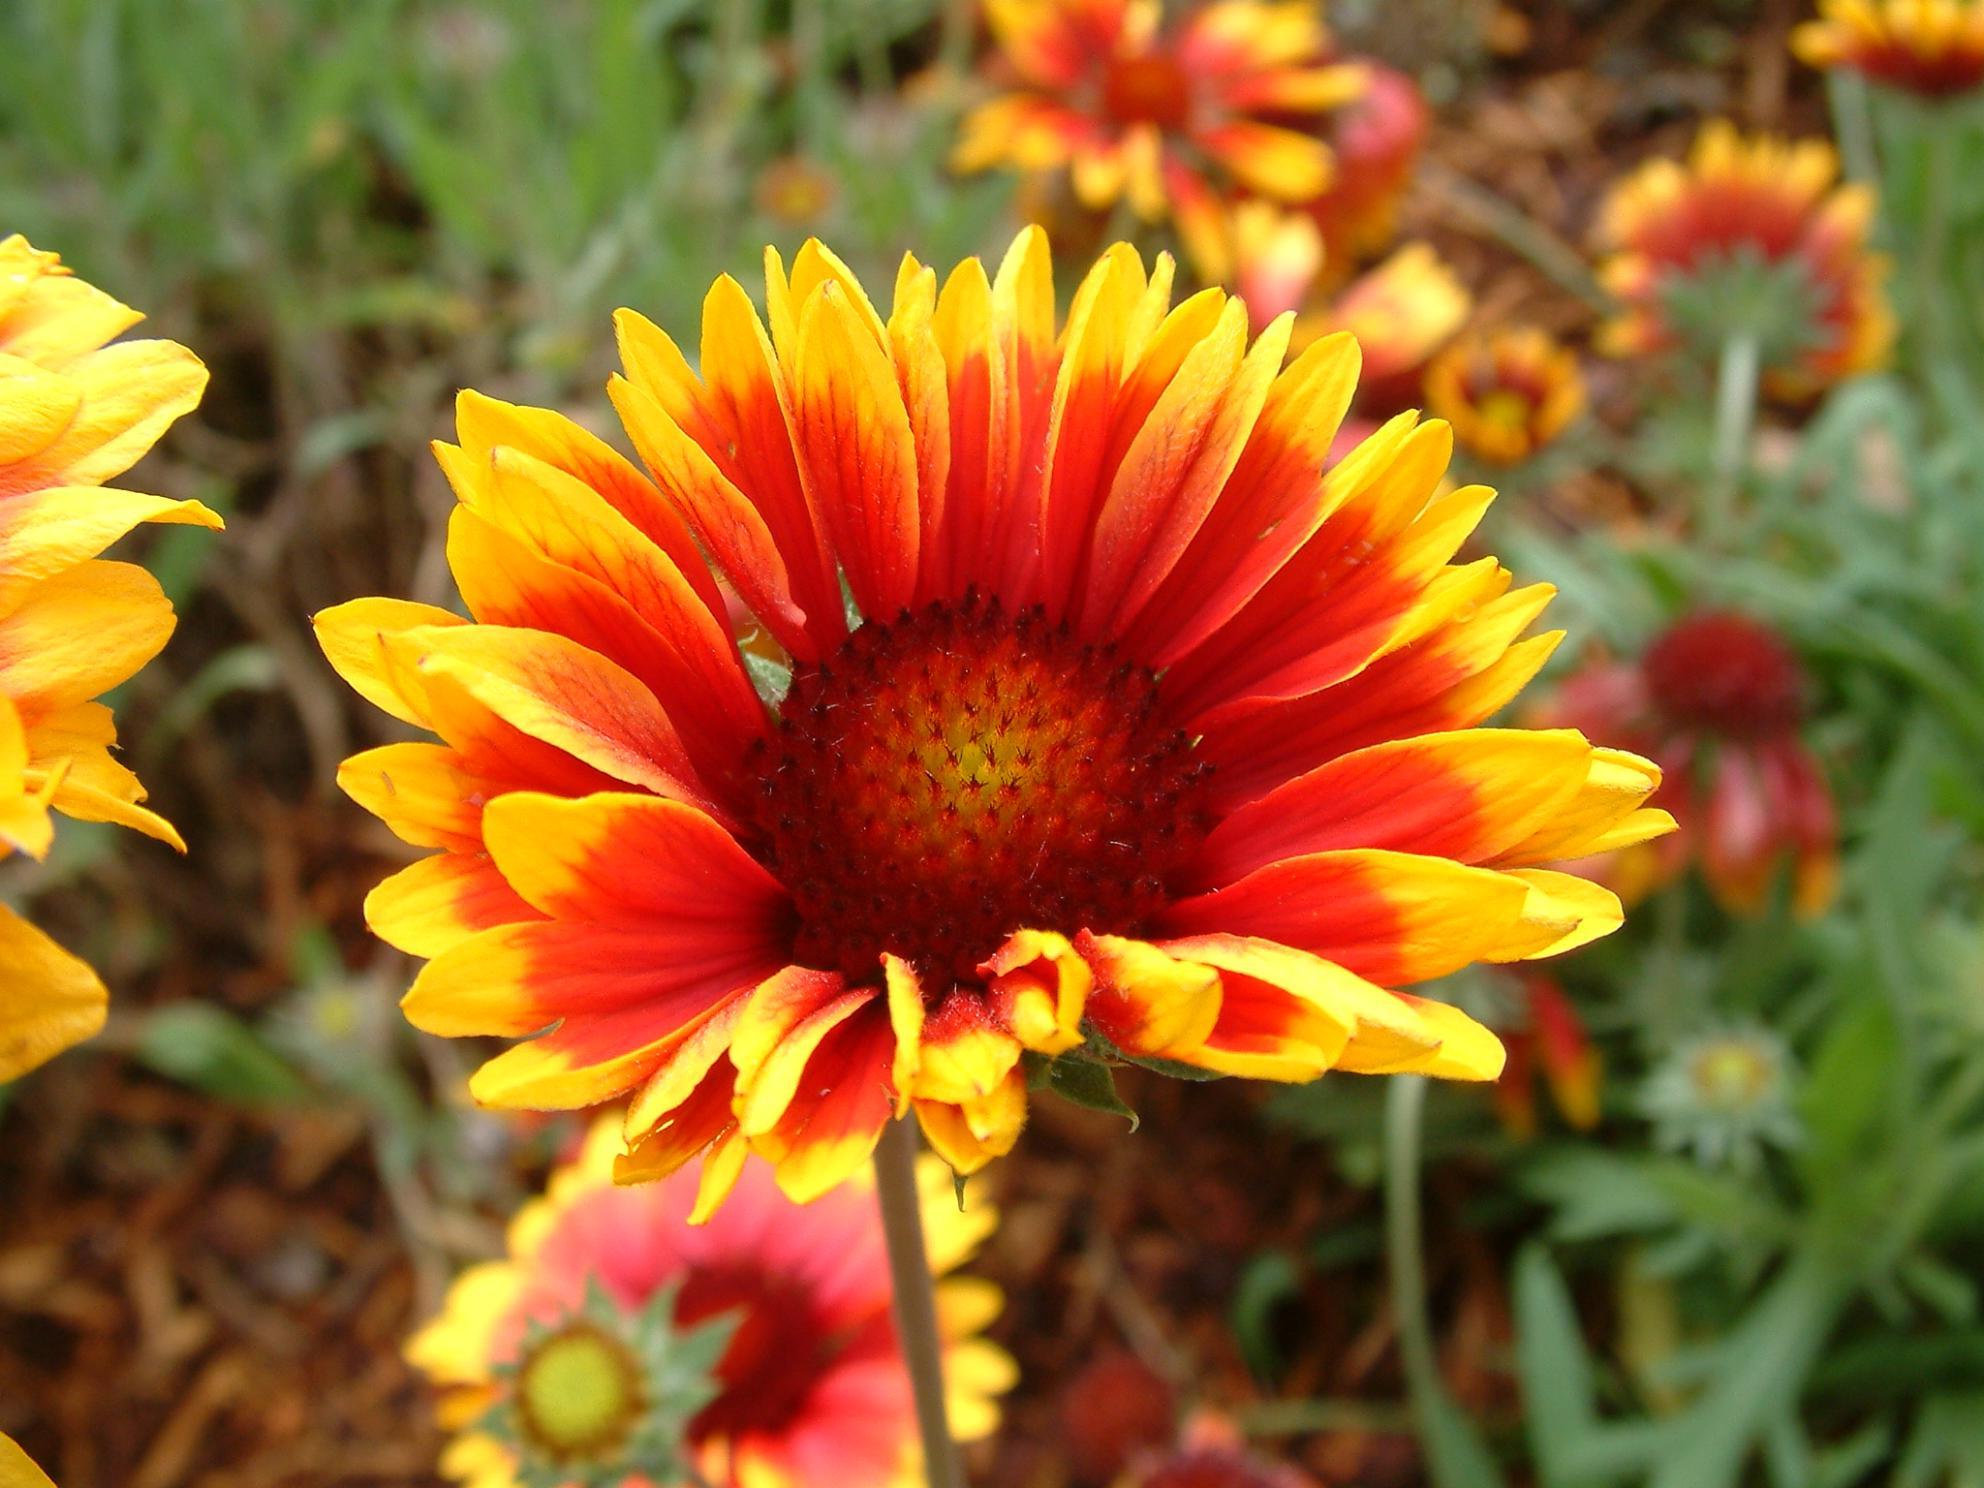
xmin=0 ymin=236 xmax=217 ymax=1080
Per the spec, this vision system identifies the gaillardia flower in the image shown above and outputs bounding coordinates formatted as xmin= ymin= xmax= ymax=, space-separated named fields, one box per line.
xmin=319 ymin=228 xmax=1668 ymax=1210
xmin=1425 ymin=327 xmax=1586 ymax=467
xmin=0 ymin=235 xmax=216 ymax=1081
xmin=1794 ymin=0 xmax=1984 ymax=97
xmin=408 ymin=1119 xmax=1011 ymax=1488
xmin=1544 ymin=612 xmax=1837 ymax=919
xmin=952 ymin=0 xmax=1365 ymax=276
xmin=1594 ymin=122 xmax=1892 ymax=396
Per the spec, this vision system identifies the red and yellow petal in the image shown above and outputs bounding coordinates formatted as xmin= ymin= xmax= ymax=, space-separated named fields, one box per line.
xmin=981 ymin=928 xmax=1090 ymax=1055
xmin=915 ymin=1066 xmax=1029 ymax=1176
xmin=1197 ymin=729 xmax=1630 ymax=884
xmin=377 ymin=624 xmax=717 ymax=817
xmin=337 ymin=741 xmax=492 ymax=851
xmin=731 ymin=968 xmax=901 ymax=1202
xmin=364 ymin=853 xmax=542 ymax=960
xmin=1163 ymin=848 xmax=1576 ymax=986
xmin=789 ymin=278 xmax=922 ymax=620
xmin=1076 ymin=930 xmax=1222 ymax=1061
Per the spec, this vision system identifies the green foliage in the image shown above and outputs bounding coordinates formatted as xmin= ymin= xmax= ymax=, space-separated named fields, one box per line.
xmin=1262 ymin=68 xmax=1984 ymax=1488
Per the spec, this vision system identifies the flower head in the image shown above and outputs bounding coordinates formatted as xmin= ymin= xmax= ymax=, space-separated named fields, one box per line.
xmin=1544 ymin=612 xmax=1837 ymax=918
xmin=0 ymin=235 xmax=217 ymax=1080
xmin=953 ymin=0 xmax=1365 ymax=276
xmin=1642 ymin=1025 xmax=1800 ymax=1171
xmin=319 ymin=228 xmax=1668 ymax=1210
xmin=408 ymin=1120 xmax=1011 ymax=1488
xmin=1595 ymin=122 xmax=1892 ymax=396
xmin=1794 ymin=0 xmax=1984 ymax=97
xmin=1425 ymin=327 xmax=1585 ymax=467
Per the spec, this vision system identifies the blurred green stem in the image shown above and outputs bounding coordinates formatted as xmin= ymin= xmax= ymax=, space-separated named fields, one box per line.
xmin=1384 ymin=1077 xmax=1442 ymax=1440
xmin=1709 ymin=331 xmax=1760 ymax=548
xmin=1916 ymin=120 xmax=1955 ymax=377
xmin=1827 ymin=71 xmax=1881 ymax=188
xmin=875 ymin=1117 xmax=965 ymax=1488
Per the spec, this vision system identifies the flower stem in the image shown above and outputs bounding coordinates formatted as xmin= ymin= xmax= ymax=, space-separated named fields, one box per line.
xmin=1916 ymin=116 xmax=1956 ymax=377
xmin=1383 ymin=1075 xmax=1439 ymax=1405
xmin=874 ymin=1116 xmax=965 ymax=1488
xmin=1708 ymin=330 xmax=1760 ymax=548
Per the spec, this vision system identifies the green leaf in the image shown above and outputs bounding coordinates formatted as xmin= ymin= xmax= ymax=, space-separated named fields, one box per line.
xmin=135 ymin=1004 xmax=310 ymax=1105
xmin=1419 ymin=1387 xmax=1508 ymax=1488
xmin=1039 ymin=1053 xmax=1138 ymax=1129
xmin=1230 ymin=1250 xmax=1301 ymax=1382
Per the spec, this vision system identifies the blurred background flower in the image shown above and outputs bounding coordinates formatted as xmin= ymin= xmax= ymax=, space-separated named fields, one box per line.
xmin=409 ymin=1120 xmax=1012 ymax=1488
xmin=1794 ymin=0 xmax=1984 ymax=97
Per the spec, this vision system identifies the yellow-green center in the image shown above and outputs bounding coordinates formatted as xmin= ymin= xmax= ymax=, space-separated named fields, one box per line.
xmin=513 ymin=1322 xmax=644 ymax=1461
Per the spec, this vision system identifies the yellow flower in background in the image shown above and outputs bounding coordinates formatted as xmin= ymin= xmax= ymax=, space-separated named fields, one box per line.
xmin=1594 ymin=122 xmax=1893 ymax=396
xmin=0 ymin=236 xmax=218 ymax=1081
xmin=1425 ymin=327 xmax=1586 ymax=467
xmin=1 ymin=1432 xmax=58 ymax=1488
xmin=952 ymin=0 xmax=1365 ymax=276
xmin=319 ymin=227 xmax=1669 ymax=1212
xmin=408 ymin=1119 xmax=1012 ymax=1488
xmin=1794 ymin=0 xmax=1984 ymax=97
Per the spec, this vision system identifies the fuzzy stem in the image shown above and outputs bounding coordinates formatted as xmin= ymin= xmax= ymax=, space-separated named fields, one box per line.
xmin=1827 ymin=70 xmax=1881 ymax=190
xmin=875 ymin=1117 xmax=965 ymax=1488
xmin=1383 ymin=1076 xmax=1441 ymax=1427
xmin=1709 ymin=331 xmax=1760 ymax=548
xmin=1916 ymin=118 xmax=1956 ymax=376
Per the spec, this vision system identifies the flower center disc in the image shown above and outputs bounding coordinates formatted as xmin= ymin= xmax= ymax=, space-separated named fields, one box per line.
xmin=513 ymin=1321 xmax=644 ymax=1462
xmin=753 ymin=595 xmax=1211 ymax=987
xmin=1102 ymin=55 xmax=1195 ymax=130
